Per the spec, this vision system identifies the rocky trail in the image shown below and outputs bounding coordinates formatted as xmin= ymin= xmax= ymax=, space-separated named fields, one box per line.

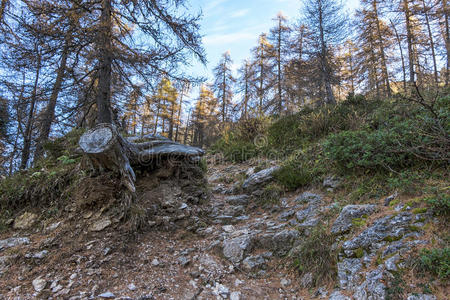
xmin=0 ymin=161 xmax=445 ymax=299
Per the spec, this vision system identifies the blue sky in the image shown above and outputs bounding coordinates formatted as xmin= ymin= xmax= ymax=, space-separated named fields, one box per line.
xmin=183 ymin=0 xmax=360 ymax=105
xmin=188 ymin=0 xmax=360 ymax=78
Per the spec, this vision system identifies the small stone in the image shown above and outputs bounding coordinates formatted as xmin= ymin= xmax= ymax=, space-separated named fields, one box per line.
xmin=151 ymin=258 xmax=160 ymax=266
xmin=384 ymin=193 xmax=398 ymax=206
xmin=406 ymin=294 xmax=436 ymax=300
xmin=89 ymin=217 xmax=111 ymax=232
xmin=323 ymin=176 xmax=341 ymax=189
xmin=14 ymin=212 xmax=38 ymax=229
xmin=128 ymin=283 xmax=137 ymax=291
xmin=46 ymin=222 xmax=61 ymax=232
xmin=178 ymin=256 xmax=191 ymax=267
xmin=329 ymin=290 xmax=351 ymax=300
xmin=179 ymin=203 xmax=188 ymax=210
xmin=32 ymin=250 xmax=48 ymax=259
xmin=230 ymin=291 xmax=241 ymax=300
xmin=98 ymin=291 xmax=115 ymax=298
xmin=280 ymin=278 xmax=291 ymax=288
xmin=222 ymin=225 xmax=235 ymax=233
xmin=32 ymin=276 xmax=47 ymax=292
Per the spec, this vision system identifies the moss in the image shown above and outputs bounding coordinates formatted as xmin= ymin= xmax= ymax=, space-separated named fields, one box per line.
xmin=354 ymin=248 xmax=365 ymax=258
xmin=351 ymin=218 xmax=367 ymax=228
xmin=383 ymin=235 xmax=403 ymax=243
xmin=389 ymin=199 xmax=400 ymax=207
xmin=408 ymin=225 xmax=422 ymax=232
xmin=412 ymin=207 xmax=428 ymax=214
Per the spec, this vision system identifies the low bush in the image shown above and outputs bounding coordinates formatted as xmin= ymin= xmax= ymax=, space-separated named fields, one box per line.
xmin=417 ymin=247 xmax=450 ymax=280
xmin=425 ymin=193 xmax=450 ymax=217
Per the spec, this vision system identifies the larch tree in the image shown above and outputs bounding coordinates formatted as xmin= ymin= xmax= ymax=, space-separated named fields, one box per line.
xmin=250 ymin=33 xmax=275 ymax=114
xmin=213 ymin=51 xmax=235 ymax=124
xmin=268 ymin=12 xmax=291 ymax=114
xmin=302 ymin=0 xmax=347 ymax=105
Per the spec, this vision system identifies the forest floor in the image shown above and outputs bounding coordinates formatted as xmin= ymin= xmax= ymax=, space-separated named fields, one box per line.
xmin=0 ymin=158 xmax=448 ymax=300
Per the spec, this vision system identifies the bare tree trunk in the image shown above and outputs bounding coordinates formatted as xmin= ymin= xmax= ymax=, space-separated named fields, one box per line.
xmin=390 ymin=19 xmax=407 ymax=92
xmin=421 ymin=0 xmax=439 ymax=86
xmin=442 ymin=0 xmax=450 ymax=86
xmin=20 ymin=46 xmax=41 ymax=170
xmin=174 ymin=86 xmax=185 ymax=142
xmin=34 ymin=39 xmax=70 ymax=162
xmin=373 ymin=0 xmax=391 ymax=97
xmin=318 ymin=3 xmax=336 ymax=105
xmin=183 ymin=109 xmax=191 ymax=144
xmin=0 ymin=0 xmax=7 ymax=21
xmin=276 ymin=19 xmax=283 ymax=114
xmin=95 ymin=0 xmax=113 ymax=124
xmin=403 ymin=0 xmax=416 ymax=84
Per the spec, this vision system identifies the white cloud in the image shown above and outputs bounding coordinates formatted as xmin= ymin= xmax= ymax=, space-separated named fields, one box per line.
xmin=231 ymin=9 xmax=250 ymax=18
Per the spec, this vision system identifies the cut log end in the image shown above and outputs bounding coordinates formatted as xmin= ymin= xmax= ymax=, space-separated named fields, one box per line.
xmin=79 ymin=125 xmax=115 ymax=154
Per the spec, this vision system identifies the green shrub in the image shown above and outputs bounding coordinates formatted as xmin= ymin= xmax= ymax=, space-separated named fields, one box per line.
xmin=417 ymin=247 xmax=450 ymax=280
xmin=210 ymin=131 xmax=259 ymax=163
xmin=292 ymin=226 xmax=337 ymax=286
xmin=425 ymin=193 xmax=450 ymax=217
xmin=274 ymin=159 xmax=313 ymax=191
xmin=324 ymin=122 xmax=421 ymax=171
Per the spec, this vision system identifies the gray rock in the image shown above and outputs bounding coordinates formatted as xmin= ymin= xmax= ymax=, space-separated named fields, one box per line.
xmin=151 ymin=258 xmax=160 ymax=266
xmin=354 ymin=267 xmax=385 ymax=300
xmin=328 ymin=291 xmax=351 ymax=300
xmin=32 ymin=276 xmax=47 ymax=292
xmin=0 ymin=237 xmax=30 ymax=251
xmin=296 ymin=208 xmax=314 ymax=222
xmin=242 ymin=254 xmax=267 ymax=271
xmin=222 ymin=225 xmax=235 ymax=233
xmin=223 ymin=235 xmax=253 ymax=264
xmin=280 ymin=278 xmax=291 ymax=288
xmin=385 ymin=254 xmax=400 ymax=271
xmin=343 ymin=212 xmax=413 ymax=250
xmin=26 ymin=250 xmax=48 ymax=259
xmin=315 ymin=287 xmax=328 ymax=298
xmin=331 ymin=205 xmax=377 ymax=234
xmin=407 ymin=294 xmax=437 ymax=300
xmin=242 ymin=166 xmax=280 ymax=192
xmin=178 ymin=256 xmax=191 ymax=267
xmin=278 ymin=210 xmax=295 ymax=221
xmin=338 ymin=258 xmax=363 ymax=290
xmin=230 ymin=291 xmax=241 ymax=300
xmin=224 ymin=205 xmax=246 ymax=217
xmin=98 ymin=291 xmax=116 ymax=298
xmin=323 ymin=176 xmax=341 ymax=189
xmin=271 ymin=229 xmax=300 ymax=256
xmin=384 ymin=193 xmax=398 ymax=206
xmin=295 ymin=192 xmax=322 ymax=205
xmin=225 ymin=195 xmax=250 ymax=206
xmin=128 ymin=283 xmax=137 ymax=291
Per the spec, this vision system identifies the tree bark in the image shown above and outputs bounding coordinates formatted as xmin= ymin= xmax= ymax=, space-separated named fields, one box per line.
xmin=372 ymin=0 xmax=392 ymax=97
xmin=390 ymin=19 xmax=407 ymax=92
xmin=79 ymin=124 xmax=205 ymax=192
xmin=95 ymin=0 xmax=113 ymax=124
xmin=403 ymin=0 xmax=416 ymax=85
xmin=20 ymin=45 xmax=41 ymax=170
xmin=421 ymin=0 xmax=439 ymax=86
xmin=34 ymin=39 xmax=70 ymax=162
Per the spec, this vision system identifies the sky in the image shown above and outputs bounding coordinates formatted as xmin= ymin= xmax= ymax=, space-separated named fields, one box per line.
xmin=184 ymin=0 xmax=361 ymax=103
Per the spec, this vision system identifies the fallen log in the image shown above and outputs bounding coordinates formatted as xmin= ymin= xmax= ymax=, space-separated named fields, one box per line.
xmin=79 ymin=123 xmax=205 ymax=190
